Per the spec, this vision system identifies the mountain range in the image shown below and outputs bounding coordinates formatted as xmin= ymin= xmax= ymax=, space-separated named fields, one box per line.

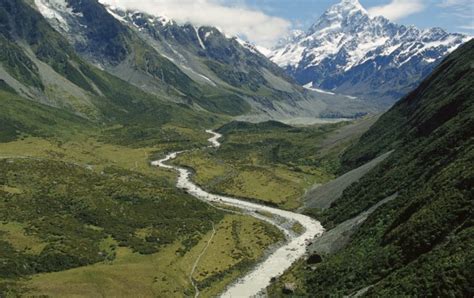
xmin=28 ymin=0 xmax=371 ymax=121
xmin=19 ymin=0 xmax=471 ymax=116
xmin=269 ymin=0 xmax=470 ymax=107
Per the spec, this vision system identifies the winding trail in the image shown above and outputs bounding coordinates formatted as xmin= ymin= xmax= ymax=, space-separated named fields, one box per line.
xmin=152 ymin=130 xmax=324 ymax=297
xmin=190 ymin=223 xmax=216 ymax=298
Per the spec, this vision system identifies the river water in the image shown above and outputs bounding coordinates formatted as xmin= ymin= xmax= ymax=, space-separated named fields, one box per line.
xmin=151 ymin=130 xmax=324 ymax=297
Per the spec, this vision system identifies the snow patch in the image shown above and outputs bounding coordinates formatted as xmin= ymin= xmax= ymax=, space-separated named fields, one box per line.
xmin=255 ymin=45 xmax=272 ymax=57
xmin=271 ymin=44 xmax=306 ymax=67
xmin=303 ymin=82 xmax=336 ymax=95
xmin=193 ymin=26 xmax=206 ymax=50
xmin=235 ymin=38 xmax=259 ymax=54
xmin=181 ymin=66 xmax=216 ymax=87
xmin=34 ymin=0 xmax=74 ymax=31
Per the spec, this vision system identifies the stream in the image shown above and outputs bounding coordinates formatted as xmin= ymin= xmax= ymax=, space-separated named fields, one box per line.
xmin=151 ymin=130 xmax=324 ymax=297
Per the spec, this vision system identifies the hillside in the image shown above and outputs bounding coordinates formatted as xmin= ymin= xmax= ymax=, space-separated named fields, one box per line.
xmin=0 ymin=0 xmax=227 ymax=146
xmin=32 ymin=0 xmax=373 ymax=119
xmin=269 ymin=39 xmax=473 ymax=296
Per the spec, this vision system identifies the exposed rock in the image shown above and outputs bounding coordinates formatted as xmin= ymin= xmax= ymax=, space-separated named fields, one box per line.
xmin=307 ymin=253 xmax=323 ymax=264
xmin=282 ymin=283 xmax=297 ymax=294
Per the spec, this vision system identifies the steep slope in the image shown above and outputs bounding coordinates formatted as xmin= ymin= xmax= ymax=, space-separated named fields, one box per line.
xmin=0 ymin=90 xmax=92 ymax=143
xmin=32 ymin=0 xmax=373 ymax=119
xmin=33 ymin=0 xmax=204 ymax=102
xmin=0 ymin=0 xmax=102 ymax=119
xmin=115 ymin=9 xmax=294 ymax=93
xmin=271 ymin=40 xmax=473 ymax=296
xmin=270 ymin=0 xmax=470 ymax=108
xmin=0 ymin=0 xmax=222 ymax=147
xmin=113 ymin=8 xmax=373 ymax=119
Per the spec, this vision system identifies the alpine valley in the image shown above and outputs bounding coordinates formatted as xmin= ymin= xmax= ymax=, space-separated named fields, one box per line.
xmin=0 ymin=0 xmax=472 ymax=297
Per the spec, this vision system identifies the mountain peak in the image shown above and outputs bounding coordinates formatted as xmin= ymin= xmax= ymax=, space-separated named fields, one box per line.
xmin=338 ymin=0 xmax=365 ymax=10
xmin=327 ymin=0 xmax=368 ymax=16
xmin=309 ymin=0 xmax=369 ymax=34
xmin=269 ymin=0 xmax=469 ymax=106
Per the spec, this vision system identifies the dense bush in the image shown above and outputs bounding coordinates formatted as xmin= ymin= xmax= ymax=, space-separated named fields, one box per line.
xmin=301 ymin=40 xmax=474 ymax=296
xmin=0 ymin=158 xmax=223 ymax=278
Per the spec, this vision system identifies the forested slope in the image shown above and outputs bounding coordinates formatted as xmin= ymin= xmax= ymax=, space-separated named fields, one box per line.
xmin=296 ymin=40 xmax=473 ymax=296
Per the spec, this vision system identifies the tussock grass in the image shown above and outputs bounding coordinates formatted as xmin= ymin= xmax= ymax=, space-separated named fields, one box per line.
xmin=26 ymin=214 xmax=283 ymax=297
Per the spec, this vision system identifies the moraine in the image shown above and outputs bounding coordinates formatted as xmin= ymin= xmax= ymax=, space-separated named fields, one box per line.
xmin=152 ymin=130 xmax=324 ymax=297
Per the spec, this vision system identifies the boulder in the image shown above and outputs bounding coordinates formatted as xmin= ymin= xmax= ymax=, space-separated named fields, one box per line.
xmin=306 ymin=253 xmax=323 ymax=264
xmin=282 ymin=283 xmax=296 ymax=294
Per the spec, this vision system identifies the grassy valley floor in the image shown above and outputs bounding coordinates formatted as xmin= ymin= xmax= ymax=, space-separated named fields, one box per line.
xmin=26 ymin=214 xmax=282 ymax=297
xmin=174 ymin=119 xmax=375 ymax=210
xmin=0 ymin=131 xmax=283 ymax=297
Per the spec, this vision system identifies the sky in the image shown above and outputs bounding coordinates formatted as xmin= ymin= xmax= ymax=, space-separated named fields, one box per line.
xmin=101 ymin=0 xmax=474 ymax=47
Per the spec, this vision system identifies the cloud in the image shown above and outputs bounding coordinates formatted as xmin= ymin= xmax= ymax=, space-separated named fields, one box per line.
xmin=459 ymin=24 xmax=474 ymax=31
xmin=437 ymin=0 xmax=474 ymax=32
xmin=368 ymin=0 xmax=425 ymax=21
xmin=437 ymin=0 xmax=473 ymax=14
xmin=438 ymin=0 xmax=471 ymax=7
xmin=458 ymin=21 xmax=474 ymax=31
xmin=98 ymin=0 xmax=291 ymax=47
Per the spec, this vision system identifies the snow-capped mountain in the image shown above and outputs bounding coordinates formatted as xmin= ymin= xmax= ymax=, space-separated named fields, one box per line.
xmin=30 ymin=0 xmax=373 ymax=120
xmin=270 ymin=0 xmax=471 ymax=106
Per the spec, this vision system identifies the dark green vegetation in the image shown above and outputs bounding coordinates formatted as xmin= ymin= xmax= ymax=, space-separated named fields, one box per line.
xmin=270 ymin=40 xmax=474 ymax=296
xmin=216 ymin=120 xmax=346 ymax=174
xmin=0 ymin=90 xmax=91 ymax=142
xmin=0 ymin=36 xmax=44 ymax=90
xmin=0 ymin=88 xmax=224 ymax=294
xmin=0 ymin=158 xmax=221 ymax=277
